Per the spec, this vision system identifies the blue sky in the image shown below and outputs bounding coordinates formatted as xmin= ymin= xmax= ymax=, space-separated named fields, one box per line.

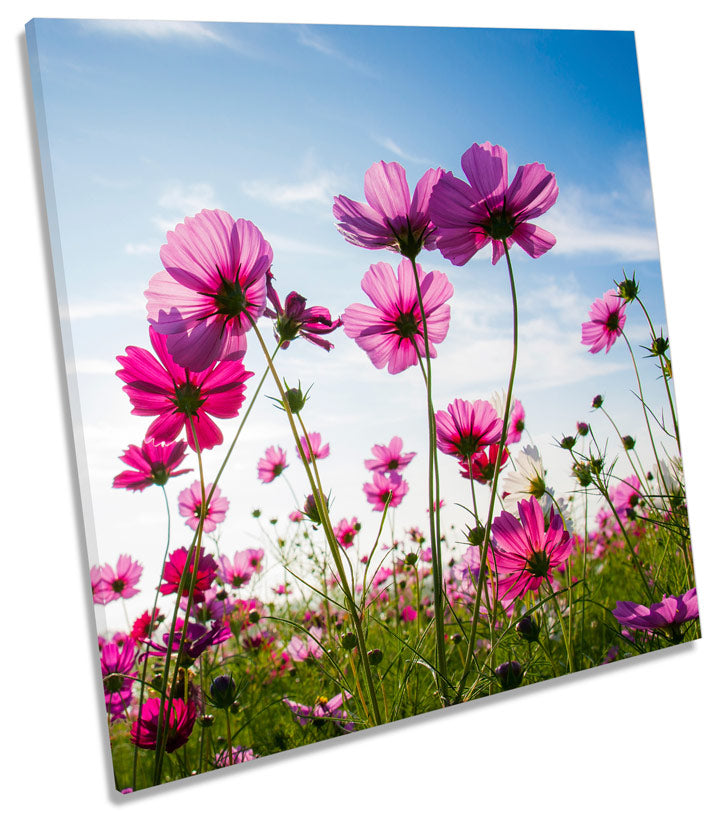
xmin=27 ymin=19 xmax=674 ymax=630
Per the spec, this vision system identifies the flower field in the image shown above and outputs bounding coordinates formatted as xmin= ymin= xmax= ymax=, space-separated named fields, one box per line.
xmin=91 ymin=142 xmax=698 ymax=792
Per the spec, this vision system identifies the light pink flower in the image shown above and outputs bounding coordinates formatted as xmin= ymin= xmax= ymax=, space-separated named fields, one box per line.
xmin=257 ymin=446 xmax=288 ymax=483
xmin=116 ymin=328 xmax=253 ymax=452
xmin=289 ymin=509 xmax=304 ymax=523
xmin=145 ymin=209 xmax=272 ymax=371
xmin=613 ymin=588 xmax=699 ymax=633
xmin=364 ymin=436 xmax=416 ymax=475
xmin=342 ymin=258 xmax=453 ymax=375
xmin=113 ymin=439 xmax=191 ymax=491
xmin=581 ymin=290 xmax=627 ymax=354
xmin=333 ymin=161 xmax=444 ymax=256
xmin=217 ymin=549 xmax=264 ymax=588
xmin=283 ymin=691 xmax=354 ymax=732
xmin=296 ymin=432 xmax=330 ymax=461
xmin=178 ymin=481 xmax=229 ymax=532
xmin=609 ymin=475 xmax=642 ymax=522
xmin=435 ymin=398 xmax=503 ymax=459
xmin=429 ymin=141 xmax=558 ymax=265
xmin=286 ymin=627 xmax=323 ymax=663
xmin=92 ymin=555 xmax=143 ymax=604
xmin=363 ymin=471 xmax=409 ymax=511
xmin=490 ymin=496 xmax=572 ymax=600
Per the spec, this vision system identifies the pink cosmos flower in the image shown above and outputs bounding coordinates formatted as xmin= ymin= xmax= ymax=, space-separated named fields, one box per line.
xmin=459 ymin=445 xmax=509 ymax=483
xmin=401 ymin=605 xmax=418 ymax=623
xmin=334 ymin=517 xmax=360 ymax=548
xmin=609 ymin=475 xmax=642 ymax=522
xmin=215 ymin=746 xmax=257 ymax=767
xmin=428 ymin=141 xmax=558 ymax=266
xmin=217 ymin=549 xmax=264 ymax=588
xmin=613 ymin=588 xmax=698 ymax=635
xmin=257 ymin=446 xmax=288 ymax=483
xmin=333 ymin=161 xmax=444 ymax=257
xmin=581 ymin=290 xmax=627 ymax=354
xmin=490 ymin=496 xmax=572 ymax=600
xmin=435 ymin=399 xmax=504 ymax=459
xmin=113 ymin=439 xmax=191 ymax=491
xmin=145 ymin=209 xmax=272 ymax=371
xmin=364 ymin=436 xmax=416 ymax=475
xmin=93 ymin=555 xmax=143 ymax=604
xmin=296 ymin=432 xmax=330 ymax=461
xmin=289 ymin=509 xmax=304 ymax=523
xmin=159 ymin=546 xmax=218 ymax=601
xmin=178 ymin=480 xmax=229 ymax=532
xmin=490 ymin=393 xmax=526 ymax=445
xmin=130 ymin=609 xmax=162 ymax=642
xmin=283 ymin=692 xmax=354 ymax=733
xmin=116 ymin=328 xmax=253 ymax=452
xmin=286 ymin=627 xmax=323 ymax=663
xmin=363 ymin=471 xmax=409 ymax=511
xmin=265 ymin=273 xmax=342 ymax=351
xmin=130 ymin=697 xmax=196 ymax=753
xmin=100 ymin=640 xmax=136 ymax=720
xmin=342 ymin=259 xmax=453 ymax=375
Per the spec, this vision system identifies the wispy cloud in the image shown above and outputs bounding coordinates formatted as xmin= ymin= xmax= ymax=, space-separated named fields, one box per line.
xmin=296 ymin=25 xmax=378 ymax=78
xmin=263 ymin=232 xmax=338 ymax=257
xmin=124 ymin=243 xmax=157 ymax=256
xmin=82 ymin=20 xmax=232 ymax=48
xmin=67 ymin=297 xmax=146 ymax=321
xmin=241 ymin=170 xmax=341 ymax=209
xmin=153 ymin=183 xmax=221 ymax=233
xmin=371 ymin=136 xmax=430 ymax=165
xmin=542 ymin=171 xmax=659 ymax=261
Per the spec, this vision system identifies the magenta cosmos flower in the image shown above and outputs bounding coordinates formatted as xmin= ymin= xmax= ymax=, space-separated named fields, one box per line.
xmin=215 ymin=746 xmax=257 ymax=767
xmin=296 ymin=432 xmax=330 ymax=461
xmin=333 ymin=161 xmax=444 ymax=257
xmin=342 ymin=259 xmax=453 ymax=375
xmin=609 ymin=475 xmax=642 ymax=522
xmin=490 ymin=496 xmax=572 ymax=599
xmin=459 ymin=445 xmax=510 ymax=483
xmin=92 ymin=555 xmax=143 ymax=604
xmin=117 ymin=328 xmax=253 ymax=452
xmin=429 ymin=141 xmax=558 ymax=266
xmin=145 ymin=209 xmax=272 ymax=371
xmin=363 ymin=471 xmax=409 ymax=511
xmin=130 ymin=697 xmax=196 ymax=753
xmin=613 ymin=588 xmax=699 ymax=636
xmin=265 ymin=273 xmax=341 ymax=351
xmin=257 ymin=445 xmax=288 ymax=483
xmin=178 ymin=480 xmax=229 ymax=532
xmin=113 ymin=439 xmax=191 ymax=491
xmin=100 ymin=640 xmax=136 ymax=720
xmin=364 ymin=436 xmax=416 ymax=475
xmin=159 ymin=546 xmax=218 ymax=601
xmin=217 ymin=548 xmax=264 ymax=588
xmin=334 ymin=516 xmax=360 ymax=548
xmin=435 ymin=399 xmax=504 ymax=459
xmin=581 ymin=289 xmax=627 ymax=354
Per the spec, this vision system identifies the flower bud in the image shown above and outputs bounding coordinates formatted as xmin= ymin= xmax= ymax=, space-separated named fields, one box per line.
xmin=592 ymin=394 xmax=604 ymax=409
xmin=572 ymin=462 xmax=593 ymax=488
xmin=494 ymin=660 xmax=524 ymax=690
xmin=617 ymin=274 xmax=639 ymax=302
xmin=451 ymin=633 xmax=463 ymax=644
xmin=560 ymin=435 xmax=576 ymax=450
xmin=576 ymin=422 xmax=589 ymax=437
xmin=248 ymin=609 xmax=260 ymax=624
xmin=303 ymin=493 xmax=325 ymax=525
xmin=405 ymin=552 xmax=418 ymax=566
xmin=622 ymin=435 xmax=636 ymax=451
xmin=209 ymin=674 xmax=237 ymax=709
xmin=198 ymin=713 xmax=215 ymax=728
xmin=515 ymin=616 xmax=540 ymax=643
xmin=341 ymin=632 xmax=358 ymax=650
xmin=367 ymin=648 xmax=383 ymax=666
xmin=649 ymin=335 xmax=670 ymax=357
xmin=466 ymin=524 xmax=485 ymax=547
xmin=284 ymin=386 xmax=308 ymax=414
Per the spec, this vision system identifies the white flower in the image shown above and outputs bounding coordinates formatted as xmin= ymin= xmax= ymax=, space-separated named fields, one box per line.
xmin=503 ymin=445 xmax=546 ymax=506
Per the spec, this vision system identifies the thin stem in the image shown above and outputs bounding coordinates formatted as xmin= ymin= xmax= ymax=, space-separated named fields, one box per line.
xmin=454 ymin=239 xmax=519 ymax=703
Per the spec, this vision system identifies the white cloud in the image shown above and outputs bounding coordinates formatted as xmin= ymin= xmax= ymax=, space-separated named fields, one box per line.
xmin=153 ymin=183 xmax=221 ymax=233
xmin=263 ymin=232 xmax=339 ymax=257
xmin=542 ymin=182 xmax=659 ymax=261
xmin=296 ymin=25 xmax=378 ymax=78
xmin=371 ymin=136 xmax=430 ymax=165
xmin=68 ymin=297 xmax=146 ymax=321
xmin=241 ymin=170 xmax=341 ymax=209
xmin=82 ymin=20 xmax=231 ymax=47
xmin=124 ymin=243 xmax=157 ymax=256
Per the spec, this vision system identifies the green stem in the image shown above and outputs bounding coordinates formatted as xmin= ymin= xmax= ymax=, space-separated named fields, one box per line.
xmin=454 ymin=239 xmax=519 ymax=703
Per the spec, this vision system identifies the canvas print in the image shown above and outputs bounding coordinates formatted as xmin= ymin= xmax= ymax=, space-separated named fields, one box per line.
xmin=26 ymin=19 xmax=700 ymax=793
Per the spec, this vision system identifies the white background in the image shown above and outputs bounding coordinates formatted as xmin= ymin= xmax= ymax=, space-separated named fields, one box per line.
xmin=4 ymin=1 xmax=718 ymax=816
